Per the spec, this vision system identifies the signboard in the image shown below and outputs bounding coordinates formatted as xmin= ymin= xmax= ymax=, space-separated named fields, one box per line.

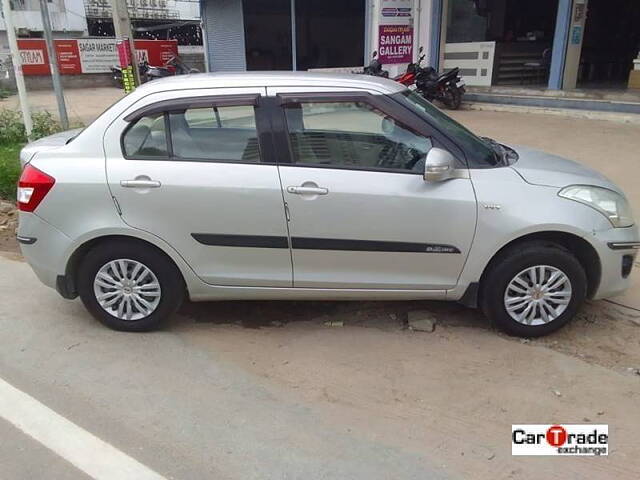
xmin=16 ymin=39 xmax=50 ymax=75
xmin=378 ymin=25 xmax=413 ymax=64
xmin=571 ymin=25 xmax=583 ymax=45
xmin=54 ymin=40 xmax=82 ymax=75
xmin=77 ymin=38 xmax=120 ymax=73
xmin=378 ymin=0 xmax=414 ymax=64
xmin=15 ymin=38 xmax=178 ymax=75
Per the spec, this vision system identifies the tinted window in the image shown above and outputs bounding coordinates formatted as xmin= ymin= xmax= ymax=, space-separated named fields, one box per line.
xmin=123 ymin=113 xmax=168 ymax=158
xmin=284 ymin=101 xmax=432 ymax=172
xmin=392 ymin=90 xmax=499 ymax=167
xmin=169 ymin=105 xmax=260 ymax=162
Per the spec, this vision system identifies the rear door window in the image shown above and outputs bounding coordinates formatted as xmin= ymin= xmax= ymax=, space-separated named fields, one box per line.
xmin=122 ymin=113 xmax=168 ymax=158
xmin=169 ymin=105 xmax=260 ymax=162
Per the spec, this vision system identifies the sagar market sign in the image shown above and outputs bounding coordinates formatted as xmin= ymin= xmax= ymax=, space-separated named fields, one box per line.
xmin=16 ymin=38 xmax=178 ymax=75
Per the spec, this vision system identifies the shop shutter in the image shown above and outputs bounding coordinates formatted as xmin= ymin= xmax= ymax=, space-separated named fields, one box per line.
xmin=203 ymin=0 xmax=247 ymax=71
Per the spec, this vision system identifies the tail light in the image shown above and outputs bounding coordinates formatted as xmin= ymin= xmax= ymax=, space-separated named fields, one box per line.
xmin=17 ymin=165 xmax=55 ymax=212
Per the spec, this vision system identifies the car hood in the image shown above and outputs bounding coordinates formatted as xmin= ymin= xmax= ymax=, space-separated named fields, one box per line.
xmin=508 ymin=145 xmax=621 ymax=193
xmin=20 ymin=128 xmax=84 ymax=168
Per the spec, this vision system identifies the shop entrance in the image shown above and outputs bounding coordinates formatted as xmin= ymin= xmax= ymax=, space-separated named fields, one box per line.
xmin=577 ymin=0 xmax=640 ymax=89
xmin=243 ymin=0 xmax=365 ymax=71
xmin=445 ymin=0 xmax=559 ymax=86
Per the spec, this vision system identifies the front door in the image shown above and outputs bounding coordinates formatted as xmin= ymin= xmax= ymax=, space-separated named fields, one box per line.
xmin=268 ymin=88 xmax=477 ymax=290
xmin=104 ymin=88 xmax=292 ymax=287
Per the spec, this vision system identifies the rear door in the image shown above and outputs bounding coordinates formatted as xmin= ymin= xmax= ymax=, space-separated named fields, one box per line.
xmin=267 ymin=87 xmax=477 ymax=290
xmin=103 ymin=88 xmax=292 ymax=287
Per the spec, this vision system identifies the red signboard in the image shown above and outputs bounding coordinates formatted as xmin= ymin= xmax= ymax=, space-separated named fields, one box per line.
xmin=135 ymin=40 xmax=178 ymax=66
xmin=378 ymin=25 xmax=413 ymax=64
xmin=15 ymin=38 xmax=178 ymax=75
xmin=16 ymin=39 xmax=50 ymax=75
xmin=54 ymin=40 xmax=82 ymax=75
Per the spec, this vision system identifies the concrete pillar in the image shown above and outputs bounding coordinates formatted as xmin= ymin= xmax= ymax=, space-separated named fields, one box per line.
xmin=549 ymin=0 xmax=588 ymax=90
xmin=428 ymin=0 xmax=443 ymax=70
xmin=562 ymin=0 xmax=588 ymax=89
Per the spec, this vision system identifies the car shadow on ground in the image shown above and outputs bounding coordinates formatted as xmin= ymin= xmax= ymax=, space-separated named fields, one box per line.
xmin=176 ymin=299 xmax=490 ymax=331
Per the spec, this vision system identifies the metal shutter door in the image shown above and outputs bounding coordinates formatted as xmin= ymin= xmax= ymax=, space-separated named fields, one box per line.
xmin=202 ymin=0 xmax=247 ymax=71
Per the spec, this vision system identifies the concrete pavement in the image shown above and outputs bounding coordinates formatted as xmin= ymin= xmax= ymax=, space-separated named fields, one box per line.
xmin=2 ymin=252 xmax=640 ymax=479
xmin=0 ymin=254 xmax=450 ymax=480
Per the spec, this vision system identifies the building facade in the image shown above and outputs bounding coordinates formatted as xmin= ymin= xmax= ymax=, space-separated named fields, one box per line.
xmin=200 ymin=0 xmax=640 ymax=91
xmin=0 ymin=0 xmax=88 ymax=57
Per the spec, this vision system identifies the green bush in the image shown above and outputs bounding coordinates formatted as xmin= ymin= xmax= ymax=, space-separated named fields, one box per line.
xmin=0 ymin=109 xmax=26 ymax=145
xmin=32 ymin=111 xmax=64 ymax=140
xmin=0 ymin=109 xmax=66 ymax=146
xmin=0 ymin=144 xmax=21 ymax=200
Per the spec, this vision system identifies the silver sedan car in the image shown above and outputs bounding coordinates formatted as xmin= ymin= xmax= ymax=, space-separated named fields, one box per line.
xmin=17 ymin=72 xmax=639 ymax=336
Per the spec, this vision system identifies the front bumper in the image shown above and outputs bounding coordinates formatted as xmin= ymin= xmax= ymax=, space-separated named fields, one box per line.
xmin=589 ymin=226 xmax=640 ymax=299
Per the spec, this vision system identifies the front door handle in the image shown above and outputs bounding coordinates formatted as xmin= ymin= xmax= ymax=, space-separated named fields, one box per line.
xmin=287 ymin=185 xmax=329 ymax=195
xmin=120 ymin=179 xmax=162 ymax=188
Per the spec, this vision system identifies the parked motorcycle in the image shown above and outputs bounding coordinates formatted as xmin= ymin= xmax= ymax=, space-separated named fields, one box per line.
xmin=394 ymin=47 xmax=466 ymax=110
xmin=393 ymin=47 xmax=425 ymax=87
xmin=419 ymin=67 xmax=465 ymax=110
xmin=110 ymin=55 xmax=200 ymax=88
xmin=362 ymin=51 xmax=389 ymax=78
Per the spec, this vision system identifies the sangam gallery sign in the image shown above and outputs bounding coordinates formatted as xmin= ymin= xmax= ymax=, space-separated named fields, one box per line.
xmin=378 ymin=0 xmax=414 ymax=64
xmin=16 ymin=38 xmax=178 ymax=75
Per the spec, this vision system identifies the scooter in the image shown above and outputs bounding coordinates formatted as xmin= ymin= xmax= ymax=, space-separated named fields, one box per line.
xmin=362 ymin=51 xmax=389 ymax=78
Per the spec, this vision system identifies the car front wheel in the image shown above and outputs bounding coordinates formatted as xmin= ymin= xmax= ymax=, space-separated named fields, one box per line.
xmin=480 ymin=242 xmax=587 ymax=337
xmin=77 ymin=241 xmax=184 ymax=331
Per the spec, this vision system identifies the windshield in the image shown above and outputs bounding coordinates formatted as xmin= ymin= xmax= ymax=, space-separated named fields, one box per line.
xmin=391 ymin=90 xmax=501 ymax=167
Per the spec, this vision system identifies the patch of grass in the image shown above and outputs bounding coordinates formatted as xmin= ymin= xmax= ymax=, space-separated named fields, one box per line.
xmin=0 ymin=143 xmax=22 ymax=200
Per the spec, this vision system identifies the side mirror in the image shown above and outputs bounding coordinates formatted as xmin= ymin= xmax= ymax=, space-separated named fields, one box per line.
xmin=424 ymin=148 xmax=464 ymax=182
xmin=372 ymin=50 xmax=378 ymax=58
xmin=419 ymin=46 xmax=424 ymax=53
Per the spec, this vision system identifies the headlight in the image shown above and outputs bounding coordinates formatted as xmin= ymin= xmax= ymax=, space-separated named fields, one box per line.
xmin=559 ymin=185 xmax=634 ymax=228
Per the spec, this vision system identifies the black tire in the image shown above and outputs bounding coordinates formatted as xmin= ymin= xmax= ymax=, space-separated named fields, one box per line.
xmin=480 ymin=242 xmax=587 ymax=337
xmin=77 ymin=240 xmax=184 ymax=332
xmin=444 ymin=85 xmax=462 ymax=110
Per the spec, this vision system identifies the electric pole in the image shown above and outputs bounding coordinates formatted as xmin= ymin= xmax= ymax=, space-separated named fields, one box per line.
xmin=110 ymin=0 xmax=141 ymax=85
xmin=39 ymin=0 xmax=68 ymax=129
xmin=1 ymin=0 xmax=33 ymax=138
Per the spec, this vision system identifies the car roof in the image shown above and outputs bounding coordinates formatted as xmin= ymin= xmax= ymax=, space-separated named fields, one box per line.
xmin=135 ymin=71 xmax=406 ymax=95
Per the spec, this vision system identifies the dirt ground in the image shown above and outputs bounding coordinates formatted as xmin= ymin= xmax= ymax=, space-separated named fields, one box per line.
xmin=2 ymin=93 xmax=640 ymax=478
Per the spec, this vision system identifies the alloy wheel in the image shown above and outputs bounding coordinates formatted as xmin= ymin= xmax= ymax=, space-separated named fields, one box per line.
xmin=93 ymin=259 xmax=162 ymax=321
xmin=503 ymin=265 xmax=572 ymax=326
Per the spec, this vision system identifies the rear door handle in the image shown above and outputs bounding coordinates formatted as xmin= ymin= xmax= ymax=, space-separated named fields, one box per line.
xmin=120 ymin=179 xmax=162 ymax=188
xmin=287 ymin=186 xmax=328 ymax=195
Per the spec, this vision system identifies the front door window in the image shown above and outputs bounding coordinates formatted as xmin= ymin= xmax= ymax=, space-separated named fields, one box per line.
xmin=284 ymin=101 xmax=433 ymax=173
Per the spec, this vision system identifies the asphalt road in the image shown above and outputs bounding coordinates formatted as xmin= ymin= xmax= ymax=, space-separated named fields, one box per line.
xmin=0 ymin=254 xmax=450 ymax=480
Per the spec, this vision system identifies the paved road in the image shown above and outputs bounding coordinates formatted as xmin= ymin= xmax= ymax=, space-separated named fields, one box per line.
xmin=0 ymin=255 xmax=450 ymax=480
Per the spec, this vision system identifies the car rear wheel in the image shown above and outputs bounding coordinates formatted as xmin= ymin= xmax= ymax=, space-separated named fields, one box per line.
xmin=78 ymin=241 xmax=184 ymax=331
xmin=480 ymin=242 xmax=587 ymax=337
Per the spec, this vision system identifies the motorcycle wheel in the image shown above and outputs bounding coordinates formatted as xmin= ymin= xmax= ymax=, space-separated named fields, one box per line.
xmin=111 ymin=75 xmax=122 ymax=88
xmin=444 ymin=85 xmax=462 ymax=110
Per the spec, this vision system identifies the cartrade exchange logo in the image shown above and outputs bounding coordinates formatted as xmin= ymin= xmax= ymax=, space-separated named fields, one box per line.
xmin=512 ymin=424 xmax=608 ymax=456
